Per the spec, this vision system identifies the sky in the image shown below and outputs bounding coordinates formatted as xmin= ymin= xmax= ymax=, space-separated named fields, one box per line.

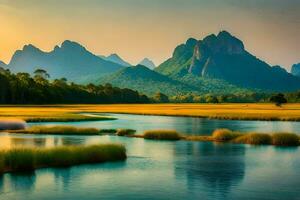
xmin=0 ymin=0 xmax=299 ymax=70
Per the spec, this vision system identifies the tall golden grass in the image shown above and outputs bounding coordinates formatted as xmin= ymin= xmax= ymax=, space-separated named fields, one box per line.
xmin=16 ymin=125 xmax=101 ymax=135
xmin=0 ymin=144 xmax=126 ymax=173
xmin=143 ymin=130 xmax=181 ymax=140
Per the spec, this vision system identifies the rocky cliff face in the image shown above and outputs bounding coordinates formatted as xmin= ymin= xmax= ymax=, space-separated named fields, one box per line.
xmin=188 ymin=31 xmax=246 ymax=76
xmin=291 ymin=63 xmax=300 ymax=77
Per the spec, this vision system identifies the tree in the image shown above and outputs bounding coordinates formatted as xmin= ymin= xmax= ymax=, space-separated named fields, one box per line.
xmin=270 ymin=93 xmax=287 ymax=106
xmin=34 ymin=69 xmax=50 ymax=79
xmin=205 ymin=95 xmax=219 ymax=103
xmin=153 ymin=92 xmax=169 ymax=103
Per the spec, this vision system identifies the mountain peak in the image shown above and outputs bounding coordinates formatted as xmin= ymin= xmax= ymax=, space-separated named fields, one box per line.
xmin=185 ymin=38 xmax=197 ymax=47
xmin=291 ymin=63 xmax=300 ymax=77
xmin=139 ymin=58 xmax=156 ymax=69
xmin=101 ymin=53 xmax=131 ymax=67
xmin=22 ymin=44 xmax=41 ymax=52
xmin=60 ymin=40 xmax=86 ymax=51
xmin=107 ymin=53 xmax=122 ymax=60
xmin=202 ymin=30 xmax=245 ymax=54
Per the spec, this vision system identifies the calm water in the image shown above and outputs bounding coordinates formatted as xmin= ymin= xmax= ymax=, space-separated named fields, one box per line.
xmin=0 ymin=114 xmax=300 ymax=200
xmin=29 ymin=113 xmax=300 ymax=135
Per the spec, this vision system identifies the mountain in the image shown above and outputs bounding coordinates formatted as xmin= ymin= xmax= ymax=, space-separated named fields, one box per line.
xmin=138 ymin=58 xmax=156 ymax=69
xmin=291 ymin=63 xmax=300 ymax=77
xmin=99 ymin=53 xmax=131 ymax=67
xmin=156 ymin=31 xmax=300 ymax=92
xmin=8 ymin=40 xmax=124 ymax=82
xmin=0 ymin=60 xmax=7 ymax=69
xmin=99 ymin=65 xmax=247 ymax=96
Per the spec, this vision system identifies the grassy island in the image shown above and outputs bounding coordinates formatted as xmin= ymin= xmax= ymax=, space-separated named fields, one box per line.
xmin=11 ymin=125 xmax=102 ymax=135
xmin=0 ymin=144 xmax=126 ymax=174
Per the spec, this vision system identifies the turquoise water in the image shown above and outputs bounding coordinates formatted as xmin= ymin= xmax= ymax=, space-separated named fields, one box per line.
xmin=0 ymin=114 xmax=300 ymax=200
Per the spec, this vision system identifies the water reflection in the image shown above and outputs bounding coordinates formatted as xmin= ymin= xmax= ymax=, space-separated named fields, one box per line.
xmin=0 ymin=172 xmax=36 ymax=194
xmin=0 ymin=134 xmax=88 ymax=149
xmin=174 ymin=142 xmax=245 ymax=198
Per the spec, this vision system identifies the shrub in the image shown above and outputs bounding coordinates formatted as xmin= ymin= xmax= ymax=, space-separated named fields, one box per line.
xmin=212 ymin=129 xmax=242 ymax=141
xmin=116 ymin=129 xmax=136 ymax=136
xmin=143 ymin=130 xmax=181 ymax=140
xmin=234 ymin=133 xmax=272 ymax=145
xmin=272 ymin=133 xmax=299 ymax=146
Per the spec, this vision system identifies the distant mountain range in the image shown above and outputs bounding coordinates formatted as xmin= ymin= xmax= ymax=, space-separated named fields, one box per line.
xmin=99 ymin=54 xmax=156 ymax=70
xmin=138 ymin=58 xmax=156 ymax=69
xmin=291 ymin=63 xmax=300 ymax=77
xmin=1 ymin=31 xmax=300 ymax=96
xmin=99 ymin=54 xmax=131 ymax=67
xmin=7 ymin=40 xmax=124 ymax=82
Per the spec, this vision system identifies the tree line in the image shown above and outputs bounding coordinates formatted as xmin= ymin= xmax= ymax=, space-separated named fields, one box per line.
xmin=0 ymin=69 xmax=149 ymax=104
xmin=1 ymin=68 xmax=299 ymax=105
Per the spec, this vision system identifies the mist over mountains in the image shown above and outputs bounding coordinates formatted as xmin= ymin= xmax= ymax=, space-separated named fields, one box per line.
xmin=1 ymin=31 xmax=300 ymax=96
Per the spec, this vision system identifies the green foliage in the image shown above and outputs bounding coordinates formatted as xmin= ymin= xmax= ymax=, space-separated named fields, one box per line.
xmin=0 ymin=144 xmax=126 ymax=173
xmin=153 ymin=92 xmax=169 ymax=103
xmin=0 ymin=70 xmax=150 ymax=104
xmin=272 ymin=133 xmax=299 ymax=146
xmin=143 ymin=130 xmax=181 ymax=140
xmin=270 ymin=93 xmax=287 ymax=106
xmin=116 ymin=129 xmax=136 ymax=136
xmin=234 ymin=133 xmax=272 ymax=145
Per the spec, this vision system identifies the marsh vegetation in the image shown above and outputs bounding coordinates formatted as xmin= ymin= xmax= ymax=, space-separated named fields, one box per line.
xmin=0 ymin=144 xmax=126 ymax=173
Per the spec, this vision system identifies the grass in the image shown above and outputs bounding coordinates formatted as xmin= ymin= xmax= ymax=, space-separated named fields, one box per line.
xmin=143 ymin=130 xmax=181 ymax=140
xmin=116 ymin=129 xmax=136 ymax=136
xmin=271 ymin=133 xmax=300 ymax=146
xmin=234 ymin=133 xmax=272 ymax=145
xmin=212 ymin=129 xmax=242 ymax=141
xmin=2 ymin=104 xmax=300 ymax=122
xmin=0 ymin=144 xmax=126 ymax=174
xmin=14 ymin=125 xmax=101 ymax=135
xmin=183 ymin=129 xmax=299 ymax=146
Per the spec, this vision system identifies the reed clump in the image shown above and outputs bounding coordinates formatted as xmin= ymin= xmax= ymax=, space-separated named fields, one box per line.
xmin=16 ymin=125 xmax=101 ymax=135
xmin=212 ymin=129 xmax=242 ymax=141
xmin=116 ymin=129 xmax=136 ymax=136
xmin=143 ymin=130 xmax=181 ymax=140
xmin=0 ymin=144 xmax=126 ymax=174
xmin=234 ymin=133 xmax=272 ymax=145
xmin=271 ymin=133 xmax=300 ymax=146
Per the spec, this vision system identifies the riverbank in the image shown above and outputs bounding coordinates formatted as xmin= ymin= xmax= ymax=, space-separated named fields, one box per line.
xmin=0 ymin=144 xmax=126 ymax=174
xmin=1 ymin=104 xmax=300 ymax=122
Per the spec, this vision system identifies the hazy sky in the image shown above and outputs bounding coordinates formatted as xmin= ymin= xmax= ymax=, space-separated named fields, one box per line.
xmin=0 ymin=0 xmax=299 ymax=69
